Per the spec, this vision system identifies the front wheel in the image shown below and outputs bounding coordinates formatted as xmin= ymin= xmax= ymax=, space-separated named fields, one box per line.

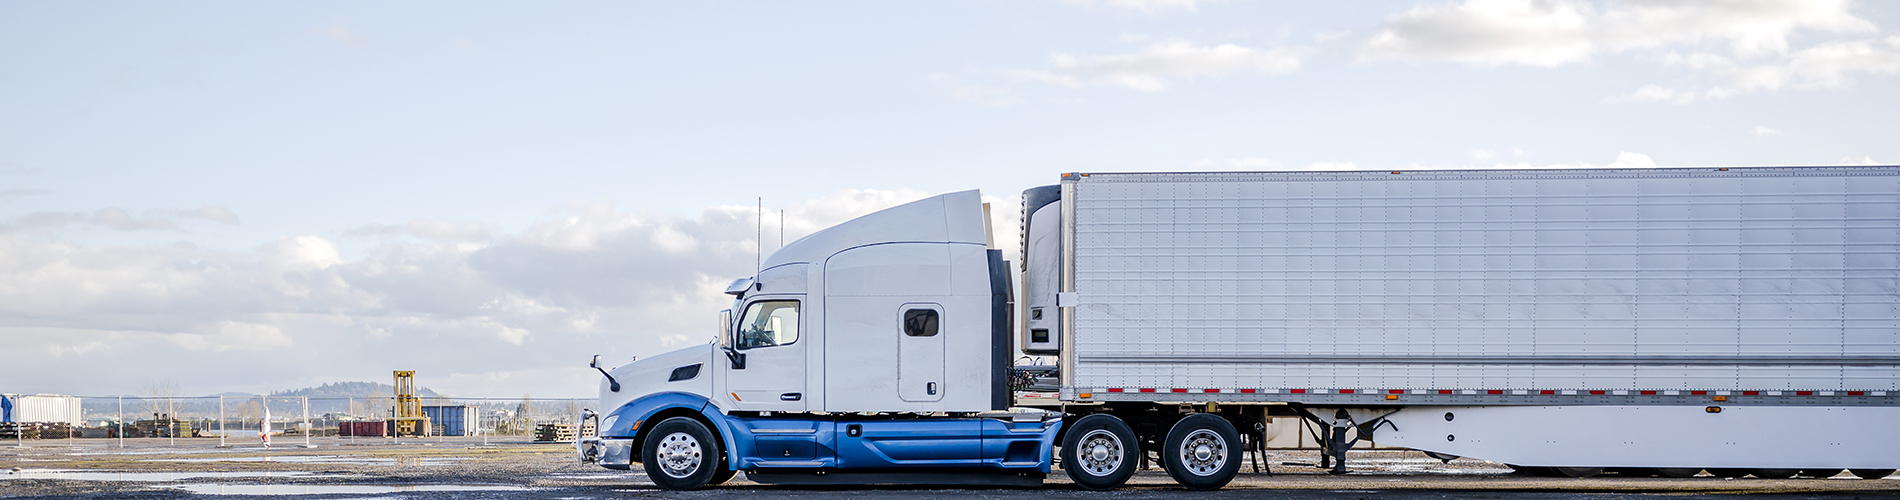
xmin=641 ymin=417 xmax=723 ymax=490
xmin=1162 ymin=413 xmax=1242 ymax=490
xmin=1061 ymin=414 xmax=1139 ymax=490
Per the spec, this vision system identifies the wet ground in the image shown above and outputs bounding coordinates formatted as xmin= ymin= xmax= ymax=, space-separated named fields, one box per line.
xmin=3 ymin=437 xmax=1896 ymax=499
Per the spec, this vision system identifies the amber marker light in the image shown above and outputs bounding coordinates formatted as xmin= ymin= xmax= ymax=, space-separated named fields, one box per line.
xmin=1706 ymin=406 xmax=1722 ymax=413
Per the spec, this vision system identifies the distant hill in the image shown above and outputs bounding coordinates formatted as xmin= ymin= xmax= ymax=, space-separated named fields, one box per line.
xmin=269 ymin=381 xmax=441 ymax=399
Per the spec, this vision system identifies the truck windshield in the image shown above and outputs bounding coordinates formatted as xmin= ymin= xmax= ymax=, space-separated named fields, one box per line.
xmin=737 ymin=300 xmax=799 ymax=349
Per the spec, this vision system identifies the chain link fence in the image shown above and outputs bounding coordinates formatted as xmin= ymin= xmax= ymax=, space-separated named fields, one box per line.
xmin=1 ymin=396 xmax=599 ymax=449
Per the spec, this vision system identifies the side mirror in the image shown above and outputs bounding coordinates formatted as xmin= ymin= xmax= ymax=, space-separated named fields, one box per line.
xmin=589 ymin=354 xmax=620 ymax=392
xmin=719 ymin=309 xmax=746 ymax=369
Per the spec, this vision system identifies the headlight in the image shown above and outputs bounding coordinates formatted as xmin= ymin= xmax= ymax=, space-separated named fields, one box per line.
xmin=600 ymin=414 xmax=620 ymax=433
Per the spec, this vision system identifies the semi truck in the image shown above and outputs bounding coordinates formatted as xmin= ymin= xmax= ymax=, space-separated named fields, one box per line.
xmin=578 ymin=166 xmax=1900 ymax=490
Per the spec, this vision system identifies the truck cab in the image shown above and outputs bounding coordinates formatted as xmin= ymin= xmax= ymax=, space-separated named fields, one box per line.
xmin=578 ymin=190 xmax=1060 ymax=490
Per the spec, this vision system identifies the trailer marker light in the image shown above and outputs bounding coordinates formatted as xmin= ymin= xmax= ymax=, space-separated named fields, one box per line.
xmin=1438 ymin=390 xmax=1452 ymax=394
xmin=1589 ymin=390 xmax=1605 ymax=395
xmin=1640 ymin=391 xmax=1656 ymax=395
xmin=1691 ymin=391 xmax=1707 ymax=395
xmin=1385 ymin=395 xmax=1398 ymax=400
xmin=1204 ymin=389 xmax=1220 ymax=393
xmin=1706 ymin=406 xmax=1722 ymax=413
xmin=1291 ymin=389 xmax=1307 ymax=394
xmin=1390 ymin=390 xmax=1404 ymax=394
xmin=1339 ymin=389 xmax=1355 ymax=394
xmin=1487 ymin=390 xmax=1502 ymax=395
xmin=1240 ymin=389 xmax=1258 ymax=393
xmin=1849 ymin=391 xmax=1865 ymax=396
xmin=731 ymin=393 xmax=742 ymax=401
xmin=1079 ymin=393 xmax=1092 ymax=399
xmin=1139 ymin=388 xmax=1156 ymax=393
xmin=1540 ymin=390 xmax=1554 ymax=395
xmin=1742 ymin=391 xmax=1758 ymax=396
xmin=1107 ymin=388 xmax=1124 ymax=393
xmin=1713 ymin=396 xmax=1727 ymax=401
xmin=1172 ymin=388 xmax=1189 ymax=393
xmin=1796 ymin=391 xmax=1813 ymax=396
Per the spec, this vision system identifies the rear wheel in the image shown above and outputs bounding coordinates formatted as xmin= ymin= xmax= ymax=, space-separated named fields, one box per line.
xmin=1161 ymin=413 xmax=1243 ymax=490
xmin=1851 ymin=469 xmax=1895 ymax=480
xmin=641 ymin=417 xmax=722 ymax=490
xmin=1061 ymin=414 xmax=1138 ymax=490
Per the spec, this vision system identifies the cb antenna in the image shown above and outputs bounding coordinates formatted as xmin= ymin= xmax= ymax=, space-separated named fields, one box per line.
xmin=779 ymin=209 xmax=785 ymax=248
xmin=756 ymin=197 xmax=762 ymax=276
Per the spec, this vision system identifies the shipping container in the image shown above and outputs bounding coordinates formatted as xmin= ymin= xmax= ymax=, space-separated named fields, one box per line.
xmin=421 ymin=405 xmax=477 ymax=436
xmin=1 ymin=394 xmax=83 ymax=426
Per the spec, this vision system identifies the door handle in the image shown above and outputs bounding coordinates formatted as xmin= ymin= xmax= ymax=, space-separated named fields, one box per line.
xmin=780 ymin=393 xmax=801 ymax=401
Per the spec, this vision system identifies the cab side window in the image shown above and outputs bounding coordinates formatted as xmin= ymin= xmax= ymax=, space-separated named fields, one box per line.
xmin=737 ymin=300 xmax=800 ymax=349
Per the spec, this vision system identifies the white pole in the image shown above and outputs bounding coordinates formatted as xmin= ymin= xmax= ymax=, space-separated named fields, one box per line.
xmin=116 ymin=396 xmax=123 ymax=449
xmin=219 ymin=396 xmax=225 ymax=447
xmin=482 ymin=397 xmax=488 ymax=446
xmin=167 ymin=396 xmax=174 ymax=446
xmin=303 ymin=396 xmax=310 ymax=447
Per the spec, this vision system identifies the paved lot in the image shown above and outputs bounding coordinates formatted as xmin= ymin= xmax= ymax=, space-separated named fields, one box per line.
xmin=3 ymin=438 xmax=1896 ymax=499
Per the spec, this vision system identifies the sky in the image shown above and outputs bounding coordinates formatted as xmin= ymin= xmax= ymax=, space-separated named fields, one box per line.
xmin=2 ymin=0 xmax=1896 ymax=398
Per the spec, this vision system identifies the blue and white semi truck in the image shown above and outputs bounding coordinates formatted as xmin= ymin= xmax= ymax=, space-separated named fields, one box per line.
xmin=581 ymin=166 xmax=1900 ymax=490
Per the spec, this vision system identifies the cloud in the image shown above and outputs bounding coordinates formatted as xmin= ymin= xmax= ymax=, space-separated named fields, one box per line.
xmin=1841 ymin=156 xmax=1879 ymax=165
xmin=0 ymin=189 xmax=934 ymax=396
xmin=1754 ymin=125 xmax=1780 ymax=137
xmin=1359 ymin=0 xmax=1875 ymax=66
xmin=2 ymin=206 xmax=240 ymax=234
xmin=951 ymin=86 xmax=1025 ymax=107
xmin=1016 ymin=40 xmax=1302 ymax=91
xmin=0 ymin=188 xmax=52 ymax=201
xmin=1358 ymin=0 xmax=1893 ymax=103
xmin=1060 ymin=0 xmax=1218 ymax=13
xmin=1606 ymin=37 xmax=1900 ymax=103
xmin=1471 ymin=148 xmax=1495 ymax=160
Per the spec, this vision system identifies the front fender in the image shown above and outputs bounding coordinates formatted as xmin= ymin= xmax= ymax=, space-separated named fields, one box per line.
xmin=602 ymin=392 xmax=713 ymax=438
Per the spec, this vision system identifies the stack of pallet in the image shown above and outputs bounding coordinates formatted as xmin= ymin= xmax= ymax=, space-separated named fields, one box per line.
xmin=533 ymin=423 xmax=576 ymax=442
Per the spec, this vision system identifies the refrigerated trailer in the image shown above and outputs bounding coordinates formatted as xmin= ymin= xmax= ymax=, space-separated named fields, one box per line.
xmin=580 ymin=166 xmax=1900 ymax=490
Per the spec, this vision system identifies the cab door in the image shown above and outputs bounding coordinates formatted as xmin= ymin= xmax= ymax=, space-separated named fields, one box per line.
xmin=725 ymin=296 xmax=807 ymax=412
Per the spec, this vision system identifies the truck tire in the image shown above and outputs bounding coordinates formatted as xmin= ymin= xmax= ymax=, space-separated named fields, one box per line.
xmin=641 ymin=417 xmax=722 ymax=490
xmin=1062 ymin=414 xmax=1138 ymax=490
xmin=1161 ymin=413 xmax=1242 ymax=490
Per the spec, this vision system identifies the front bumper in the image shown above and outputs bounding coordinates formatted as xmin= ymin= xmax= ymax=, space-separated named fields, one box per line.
xmin=581 ymin=437 xmax=634 ymax=470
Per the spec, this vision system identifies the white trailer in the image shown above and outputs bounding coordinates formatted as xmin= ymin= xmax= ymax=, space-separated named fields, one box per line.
xmin=582 ymin=166 xmax=1899 ymax=491
xmin=1016 ymin=167 xmax=1899 ymax=487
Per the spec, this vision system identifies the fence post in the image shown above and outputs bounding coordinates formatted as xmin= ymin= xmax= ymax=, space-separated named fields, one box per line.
xmin=218 ymin=396 xmax=225 ymax=447
xmin=303 ymin=396 xmax=310 ymax=447
xmin=116 ymin=396 xmax=124 ymax=449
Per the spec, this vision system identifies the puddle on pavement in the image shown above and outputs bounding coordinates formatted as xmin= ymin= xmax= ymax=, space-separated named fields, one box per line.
xmin=156 ymin=455 xmax=468 ymax=466
xmin=172 ymin=484 xmax=534 ymax=495
xmin=1 ymin=469 xmax=329 ymax=481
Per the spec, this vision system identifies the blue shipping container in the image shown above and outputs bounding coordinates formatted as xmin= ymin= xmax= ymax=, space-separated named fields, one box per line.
xmin=420 ymin=405 xmax=477 ymax=436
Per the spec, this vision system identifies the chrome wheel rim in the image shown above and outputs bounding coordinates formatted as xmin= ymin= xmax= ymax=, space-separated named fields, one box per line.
xmin=1177 ymin=429 xmax=1227 ymax=477
xmin=657 ymin=432 xmax=702 ymax=478
xmin=1076 ymin=429 xmax=1124 ymax=476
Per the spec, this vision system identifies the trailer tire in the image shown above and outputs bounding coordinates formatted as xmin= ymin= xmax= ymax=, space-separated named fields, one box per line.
xmin=641 ymin=417 xmax=721 ymax=490
xmin=1161 ymin=413 xmax=1242 ymax=490
xmin=1062 ymin=414 xmax=1138 ymax=490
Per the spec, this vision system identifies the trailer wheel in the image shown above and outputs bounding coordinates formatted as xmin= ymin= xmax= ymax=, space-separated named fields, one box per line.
xmin=1850 ymin=469 xmax=1895 ymax=479
xmin=1062 ymin=414 xmax=1138 ymax=490
xmin=1162 ymin=413 xmax=1243 ymax=490
xmin=641 ymin=417 xmax=721 ymax=490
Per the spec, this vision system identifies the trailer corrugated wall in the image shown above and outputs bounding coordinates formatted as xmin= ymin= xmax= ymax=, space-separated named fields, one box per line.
xmin=1061 ymin=167 xmax=1900 ymax=404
